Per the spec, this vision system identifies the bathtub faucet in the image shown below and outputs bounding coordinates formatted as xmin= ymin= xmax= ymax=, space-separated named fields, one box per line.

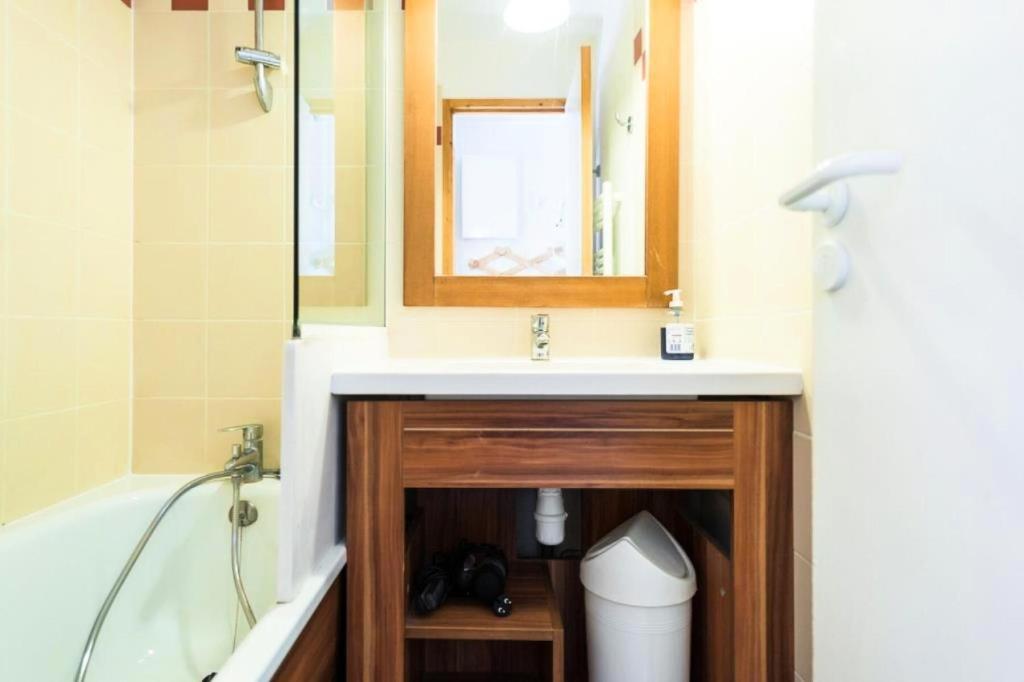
xmin=221 ymin=423 xmax=265 ymax=483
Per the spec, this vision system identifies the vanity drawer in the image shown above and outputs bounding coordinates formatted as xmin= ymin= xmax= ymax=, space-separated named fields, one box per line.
xmin=400 ymin=401 xmax=736 ymax=489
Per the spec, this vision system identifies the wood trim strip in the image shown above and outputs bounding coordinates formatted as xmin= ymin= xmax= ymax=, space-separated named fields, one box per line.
xmin=644 ymin=0 xmax=682 ymax=305
xmin=446 ymin=98 xmax=567 ymax=113
xmin=346 ymin=403 xmax=405 ymax=681
xmin=272 ymin=578 xmax=342 ymax=681
xmin=580 ymin=45 xmax=594 ymax=275
xmin=404 ymin=427 xmax=733 ymax=433
xmin=402 ymin=400 xmax=735 ymax=431
xmin=732 ymin=401 xmax=794 ymax=682
xmin=402 ymin=430 xmax=735 ymax=489
xmin=171 ymin=0 xmax=209 ymax=9
xmin=167 ymin=0 xmax=289 ymax=8
xmin=404 ymin=0 xmax=438 ymax=305
xmin=432 ymin=275 xmax=649 ymax=307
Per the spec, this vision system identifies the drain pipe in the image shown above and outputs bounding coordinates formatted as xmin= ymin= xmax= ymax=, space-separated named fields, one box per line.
xmin=534 ymin=489 xmax=568 ymax=546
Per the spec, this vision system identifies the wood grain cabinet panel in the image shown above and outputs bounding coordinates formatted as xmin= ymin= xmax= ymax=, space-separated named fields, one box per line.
xmin=272 ymin=579 xmax=343 ymax=682
xmin=344 ymin=399 xmax=793 ymax=682
xmin=402 ymin=401 xmax=736 ymax=489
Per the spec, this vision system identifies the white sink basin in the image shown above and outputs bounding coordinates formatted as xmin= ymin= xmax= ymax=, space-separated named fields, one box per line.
xmin=329 ymin=357 xmax=802 ymax=397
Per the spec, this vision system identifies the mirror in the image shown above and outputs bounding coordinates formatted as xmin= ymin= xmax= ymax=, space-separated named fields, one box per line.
xmin=436 ymin=0 xmax=649 ymax=278
xmin=404 ymin=0 xmax=682 ymax=307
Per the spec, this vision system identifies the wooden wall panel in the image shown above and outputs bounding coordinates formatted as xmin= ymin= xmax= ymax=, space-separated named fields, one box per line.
xmin=691 ymin=534 xmax=734 ymax=682
xmin=347 ymin=402 xmax=405 ymax=682
xmin=404 ymin=429 xmax=734 ymax=489
xmin=273 ymin=577 xmax=343 ymax=681
xmin=402 ymin=401 xmax=735 ymax=431
xmin=732 ymin=401 xmax=793 ymax=682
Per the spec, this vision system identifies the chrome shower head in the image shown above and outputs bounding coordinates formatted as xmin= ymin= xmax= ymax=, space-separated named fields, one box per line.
xmin=254 ymin=65 xmax=273 ymax=113
xmin=236 ymin=0 xmax=281 ymax=114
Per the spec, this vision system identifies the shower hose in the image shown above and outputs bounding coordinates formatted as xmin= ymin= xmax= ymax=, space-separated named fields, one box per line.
xmin=73 ymin=466 xmax=277 ymax=682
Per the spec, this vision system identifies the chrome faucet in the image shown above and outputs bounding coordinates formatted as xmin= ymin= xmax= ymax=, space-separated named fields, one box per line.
xmin=531 ymin=314 xmax=550 ymax=361
xmin=221 ymin=423 xmax=264 ymax=483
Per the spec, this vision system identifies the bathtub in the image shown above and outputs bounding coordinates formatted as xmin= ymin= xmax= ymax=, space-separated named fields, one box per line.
xmin=0 ymin=475 xmax=346 ymax=682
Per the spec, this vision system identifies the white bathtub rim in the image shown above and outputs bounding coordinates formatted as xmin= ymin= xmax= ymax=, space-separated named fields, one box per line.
xmin=215 ymin=542 xmax=347 ymax=682
xmin=0 ymin=474 xmax=220 ymax=534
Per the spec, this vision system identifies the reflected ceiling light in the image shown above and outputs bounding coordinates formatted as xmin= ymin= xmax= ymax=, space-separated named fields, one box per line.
xmin=503 ymin=0 xmax=570 ymax=33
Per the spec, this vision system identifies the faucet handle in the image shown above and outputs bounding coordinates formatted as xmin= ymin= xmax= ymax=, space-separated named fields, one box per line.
xmin=220 ymin=424 xmax=263 ymax=444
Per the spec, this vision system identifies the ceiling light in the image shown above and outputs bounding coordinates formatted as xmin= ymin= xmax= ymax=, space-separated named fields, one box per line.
xmin=503 ymin=0 xmax=570 ymax=34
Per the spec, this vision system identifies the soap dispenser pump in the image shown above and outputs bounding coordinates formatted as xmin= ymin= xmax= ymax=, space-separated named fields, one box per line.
xmin=661 ymin=289 xmax=695 ymax=360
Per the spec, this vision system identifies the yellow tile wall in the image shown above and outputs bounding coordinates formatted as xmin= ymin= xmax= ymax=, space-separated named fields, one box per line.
xmin=0 ymin=0 xmax=134 ymax=524
xmin=132 ymin=2 xmax=292 ymax=473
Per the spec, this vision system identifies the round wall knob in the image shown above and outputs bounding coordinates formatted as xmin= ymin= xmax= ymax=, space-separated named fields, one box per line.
xmin=815 ymin=240 xmax=851 ymax=292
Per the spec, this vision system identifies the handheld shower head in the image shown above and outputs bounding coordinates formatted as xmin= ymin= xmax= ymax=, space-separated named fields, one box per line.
xmin=236 ymin=0 xmax=281 ymax=114
xmin=254 ymin=64 xmax=273 ymax=113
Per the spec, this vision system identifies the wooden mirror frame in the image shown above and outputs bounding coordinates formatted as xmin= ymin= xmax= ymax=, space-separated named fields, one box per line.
xmin=404 ymin=0 xmax=683 ymax=308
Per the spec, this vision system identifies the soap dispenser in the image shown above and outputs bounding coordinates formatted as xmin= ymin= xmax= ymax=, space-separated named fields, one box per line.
xmin=661 ymin=289 xmax=695 ymax=360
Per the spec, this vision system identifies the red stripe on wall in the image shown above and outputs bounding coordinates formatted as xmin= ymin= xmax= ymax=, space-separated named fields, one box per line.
xmin=171 ymin=0 xmax=208 ymax=9
xmin=249 ymin=0 xmax=286 ymax=9
xmin=121 ymin=0 xmax=132 ymax=7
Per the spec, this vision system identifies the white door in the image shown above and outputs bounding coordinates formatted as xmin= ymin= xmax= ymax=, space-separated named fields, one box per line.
xmin=812 ymin=2 xmax=1024 ymax=680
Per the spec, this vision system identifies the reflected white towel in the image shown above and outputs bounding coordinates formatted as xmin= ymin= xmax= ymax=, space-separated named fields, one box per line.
xmin=460 ymin=154 xmax=519 ymax=239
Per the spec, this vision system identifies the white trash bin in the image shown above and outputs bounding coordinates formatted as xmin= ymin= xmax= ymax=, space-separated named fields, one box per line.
xmin=580 ymin=511 xmax=697 ymax=682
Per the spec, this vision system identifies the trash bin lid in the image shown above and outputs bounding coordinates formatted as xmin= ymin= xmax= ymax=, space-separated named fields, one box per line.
xmin=580 ymin=511 xmax=697 ymax=607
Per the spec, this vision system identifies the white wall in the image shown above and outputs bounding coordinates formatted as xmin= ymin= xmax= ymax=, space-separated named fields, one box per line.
xmin=278 ymin=327 xmax=389 ymax=599
xmin=813 ymin=1 xmax=1024 ymax=680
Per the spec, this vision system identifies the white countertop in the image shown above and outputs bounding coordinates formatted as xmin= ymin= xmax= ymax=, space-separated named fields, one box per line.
xmin=330 ymin=357 xmax=803 ymax=397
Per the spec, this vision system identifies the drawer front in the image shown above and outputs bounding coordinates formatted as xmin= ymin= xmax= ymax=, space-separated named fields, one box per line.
xmin=401 ymin=401 xmax=736 ymax=489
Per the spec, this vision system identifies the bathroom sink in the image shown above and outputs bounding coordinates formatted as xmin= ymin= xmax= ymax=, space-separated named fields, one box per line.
xmin=329 ymin=357 xmax=802 ymax=397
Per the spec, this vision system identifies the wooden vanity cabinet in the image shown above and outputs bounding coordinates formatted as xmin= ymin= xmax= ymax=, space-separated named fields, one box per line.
xmin=346 ymin=400 xmax=793 ymax=682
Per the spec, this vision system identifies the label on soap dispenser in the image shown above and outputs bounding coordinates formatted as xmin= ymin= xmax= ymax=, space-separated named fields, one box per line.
xmin=662 ymin=323 xmax=696 ymax=360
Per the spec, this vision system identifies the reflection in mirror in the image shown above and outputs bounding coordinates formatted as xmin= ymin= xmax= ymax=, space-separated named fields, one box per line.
xmin=437 ymin=0 xmax=649 ymax=278
xmin=296 ymin=4 xmax=386 ymax=326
